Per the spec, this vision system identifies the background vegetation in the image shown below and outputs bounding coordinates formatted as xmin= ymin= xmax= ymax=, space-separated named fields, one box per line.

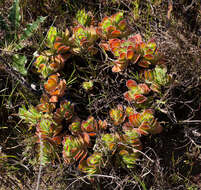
xmin=0 ymin=0 xmax=201 ymax=189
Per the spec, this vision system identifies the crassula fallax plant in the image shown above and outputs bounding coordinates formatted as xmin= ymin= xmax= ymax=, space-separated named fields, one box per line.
xmin=72 ymin=25 xmax=98 ymax=55
xmin=97 ymin=12 xmax=128 ymax=39
xmin=62 ymin=135 xmax=89 ymax=164
xmin=100 ymin=105 xmax=143 ymax=168
xmin=128 ymin=109 xmax=163 ymax=135
xmin=78 ymin=152 xmax=103 ymax=175
xmin=44 ymin=73 xmax=66 ymax=103
xmin=101 ymin=34 xmax=162 ymax=72
xmin=19 ymin=98 xmax=75 ymax=165
xmin=82 ymin=80 xmax=93 ymax=91
xmin=18 ymin=10 xmax=171 ymax=176
xmin=109 ymin=104 xmax=126 ymax=126
xmin=75 ymin=9 xmax=94 ymax=27
xmin=98 ymin=103 xmax=164 ymax=168
xmin=140 ymin=65 xmax=171 ymax=93
xmin=34 ymin=27 xmax=72 ymax=78
xmin=124 ymin=80 xmax=150 ymax=105
xmin=53 ymin=100 xmax=74 ymax=124
xmin=68 ymin=116 xmax=107 ymax=137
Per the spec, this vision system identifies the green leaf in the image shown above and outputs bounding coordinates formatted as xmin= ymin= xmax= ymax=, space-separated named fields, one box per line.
xmin=19 ymin=105 xmax=42 ymax=125
xmin=16 ymin=16 xmax=46 ymax=50
xmin=12 ymin=54 xmax=27 ymax=76
xmin=8 ymin=0 xmax=21 ymax=33
xmin=76 ymin=9 xmax=92 ymax=27
xmin=103 ymin=19 xmax=112 ymax=30
xmin=154 ymin=65 xmax=168 ymax=85
xmin=46 ymin=26 xmax=57 ymax=48
xmin=113 ymin=12 xmax=123 ymax=23
xmin=39 ymin=140 xmax=57 ymax=165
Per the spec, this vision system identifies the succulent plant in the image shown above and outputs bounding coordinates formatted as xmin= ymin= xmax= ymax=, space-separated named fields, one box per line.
xmin=78 ymin=152 xmax=102 ymax=175
xmin=97 ymin=12 xmax=128 ymax=39
xmin=46 ymin=26 xmax=58 ymax=49
xmin=124 ymin=80 xmax=150 ymax=104
xmin=109 ymin=104 xmax=126 ymax=126
xmin=129 ymin=109 xmax=163 ymax=135
xmin=69 ymin=117 xmax=107 ymax=137
xmin=101 ymin=125 xmax=142 ymax=169
xmin=34 ymin=52 xmax=53 ymax=78
xmin=107 ymin=36 xmax=141 ymax=72
xmin=72 ymin=25 xmax=98 ymax=55
xmin=62 ymin=135 xmax=89 ymax=164
xmin=98 ymin=119 xmax=107 ymax=131
xmin=34 ymin=50 xmax=70 ymax=79
xmin=81 ymin=116 xmax=98 ymax=136
xmin=141 ymin=65 xmax=171 ymax=93
xmin=137 ymin=39 xmax=162 ymax=68
xmin=101 ymin=133 xmax=120 ymax=152
xmin=75 ymin=9 xmax=93 ymax=27
xmin=37 ymin=139 xmax=58 ymax=165
xmin=18 ymin=12 xmax=169 ymax=176
xmin=125 ymin=106 xmax=136 ymax=117
xmin=118 ymin=149 xmax=139 ymax=168
xmin=101 ymin=34 xmax=163 ymax=72
xmin=36 ymin=94 xmax=56 ymax=113
xmin=44 ymin=73 xmax=66 ymax=102
xmin=69 ymin=120 xmax=81 ymax=135
xmin=53 ymin=100 xmax=74 ymax=124
xmin=122 ymin=127 xmax=142 ymax=150
xmin=82 ymin=80 xmax=93 ymax=91
xmin=34 ymin=28 xmax=72 ymax=78
xmin=36 ymin=116 xmax=63 ymax=142
xmin=53 ymin=29 xmax=72 ymax=55
xmin=19 ymin=105 xmax=42 ymax=126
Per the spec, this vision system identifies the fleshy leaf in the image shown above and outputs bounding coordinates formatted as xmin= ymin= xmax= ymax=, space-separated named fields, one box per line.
xmin=78 ymin=152 xmax=102 ymax=175
xmin=109 ymin=105 xmax=125 ymax=125
xmin=8 ymin=0 xmax=21 ymax=33
xmin=12 ymin=54 xmax=27 ymax=76
xmin=118 ymin=20 xmax=127 ymax=31
xmin=129 ymin=109 xmax=163 ymax=135
xmin=62 ymin=135 xmax=88 ymax=164
xmin=126 ymin=80 xmax=137 ymax=89
xmin=19 ymin=105 xmax=42 ymax=126
xmin=101 ymin=133 xmax=119 ymax=152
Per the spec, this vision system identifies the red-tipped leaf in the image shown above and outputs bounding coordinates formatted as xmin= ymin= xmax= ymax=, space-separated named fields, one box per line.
xmin=126 ymin=80 xmax=137 ymax=88
xmin=111 ymin=30 xmax=121 ymax=37
xmin=134 ymin=94 xmax=147 ymax=104
xmin=118 ymin=19 xmax=127 ymax=31
xmin=127 ymin=50 xmax=134 ymax=60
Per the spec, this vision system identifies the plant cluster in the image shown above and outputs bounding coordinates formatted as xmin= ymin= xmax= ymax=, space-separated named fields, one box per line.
xmin=19 ymin=11 xmax=172 ymax=176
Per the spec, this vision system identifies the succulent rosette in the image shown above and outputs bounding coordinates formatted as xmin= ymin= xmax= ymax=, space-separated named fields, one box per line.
xmin=62 ymin=135 xmax=89 ymax=164
xmin=97 ymin=12 xmax=128 ymax=39
xmin=109 ymin=104 xmax=126 ymax=126
xmin=81 ymin=116 xmax=98 ymax=136
xmin=34 ymin=28 xmax=72 ymax=78
xmin=141 ymin=65 xmax=171 ymax=93
xmin=44 ymin=73 xmax=66 ymax=102
xmin=72 ymin=25 xmax=98 ymax=55
xmin=36 ymin=117 xmax=63 ymax=142
xmin=78 ymin=152 xmax=103 ymax=175
xmin=124 ymin=80 xmax=150 ymax=104
xmin=53 ymin=100 xmax=74 ymax=124
xmin=129 ymin=109 xmax=163 ymax=135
